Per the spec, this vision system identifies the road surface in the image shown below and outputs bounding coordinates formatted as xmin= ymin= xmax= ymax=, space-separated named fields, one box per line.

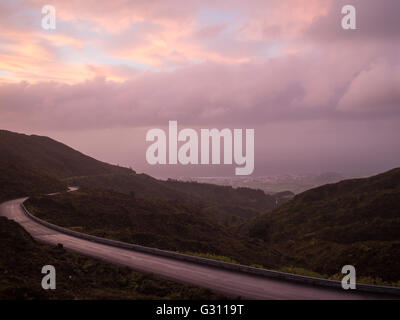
xmin=0 ymin=197 xmax=396 ymax=300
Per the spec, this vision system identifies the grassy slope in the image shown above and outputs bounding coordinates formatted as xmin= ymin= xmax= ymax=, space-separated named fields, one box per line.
xmin=67 ymin=174 xmax=278 ymax=225
xmin=3 ymin=129 xmax=399 ymax=285
xmin=0 ymin=129 xmax=279 ymax=298
xmin=25 ymin=188 xmax=283 ymax=269
xmin=245 ymin=168 xmax=400 ymax=284
xmin=0 ymin=130 xmax=131 ymax=179
xmin=0 ymin=158 xmax=66 ymax=203
xmin=1 ymin=129 xmax=278 ymax=224
xmin=0 ymin=216 xmax=225 ymax=300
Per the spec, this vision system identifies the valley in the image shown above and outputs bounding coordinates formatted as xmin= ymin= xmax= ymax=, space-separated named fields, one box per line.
xmin=1 ymin=129 xmax=399 ymax=299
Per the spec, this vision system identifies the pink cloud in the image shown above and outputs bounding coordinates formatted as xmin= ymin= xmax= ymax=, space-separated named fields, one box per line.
xmin=0 ymin=0 xmax=399 ymax=176
xmin=0 ymin=0 xmax=399 ymax=130
xmin=338 ymin=60 xmax=400 ymax=112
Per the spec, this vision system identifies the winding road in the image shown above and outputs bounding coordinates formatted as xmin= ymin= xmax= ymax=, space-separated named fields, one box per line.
xmin=0 ymin=196 xmax=397 ymax=300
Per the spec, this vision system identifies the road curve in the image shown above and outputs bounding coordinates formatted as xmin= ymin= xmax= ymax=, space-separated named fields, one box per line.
xmin=0 ymin=197 xmax=396 ymax=300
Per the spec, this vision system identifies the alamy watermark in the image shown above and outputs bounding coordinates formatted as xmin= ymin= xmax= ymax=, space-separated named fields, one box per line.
xmin=41 ymin=5 xmax=56 ymax=30
xmin=41 ymin=265 xmax=56 ymax=290
xmin=39 ymin=4 xmax=355 ymax=32
xmin=146 ymin=121 xmax=255 ymax=176
xmin=341 ymin=265 xmax=356 ymax=290
xmin=342 ymin=5 xmax=356 ymax=30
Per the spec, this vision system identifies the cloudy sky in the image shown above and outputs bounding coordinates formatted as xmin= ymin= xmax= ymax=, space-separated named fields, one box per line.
xmin=0 ymin=0 xmax=399 ymax=177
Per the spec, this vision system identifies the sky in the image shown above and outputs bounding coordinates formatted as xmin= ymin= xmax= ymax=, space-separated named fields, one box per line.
xmin=0 ymin=0 xmax=399 ymax=177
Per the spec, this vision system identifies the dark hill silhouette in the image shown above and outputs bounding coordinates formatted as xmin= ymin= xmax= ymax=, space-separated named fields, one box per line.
xmin=0 ymin=129 xmax=277 ymax=224
xmin=0 ymin=157 xmax=65 ymax=202
xmin=1 ymin=129 xmax=399 ymax=284
xmin=0 ymin=130 xmax=131 ymax=179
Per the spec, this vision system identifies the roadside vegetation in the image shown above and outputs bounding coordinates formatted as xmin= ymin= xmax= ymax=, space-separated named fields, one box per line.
xmin=2 ymin=129 xmax=400 ymax=291
xmin=0 ymin=158 xmax=66 ymax=204
xmin=0 ymin=216 xmax=226 ymax=300
xmin=25 ymin=188 xmax=283 ymax=269
xmin=244 ymin=168 xmax=400 ymax=285
xmin=26 ymin=168 xmax=400 ymax=286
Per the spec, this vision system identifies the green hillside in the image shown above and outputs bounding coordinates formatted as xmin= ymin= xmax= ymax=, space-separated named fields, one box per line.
xmin=67 ymin=174 xmax=278 ymax=225
xmin=25 ymin=188 xmax=282 ymax=269
xmin=3 ymin=128 xmax=399 ymax=285
xmin=1 ymin=129 xmax=277 ymax=224
xmin=0 ymin=129 xmax=231 ymax=299
xmin=0 ymin=158 xmax=66 ymax=203
xmin=0 ymin=130 xmax=131 ymax=179
xmin=245 ymin=168 xmax=400 ymax=283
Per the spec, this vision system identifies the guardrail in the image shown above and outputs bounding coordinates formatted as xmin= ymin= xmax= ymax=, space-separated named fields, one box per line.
xmin=21 ymin=202 xmax=400 ymax=296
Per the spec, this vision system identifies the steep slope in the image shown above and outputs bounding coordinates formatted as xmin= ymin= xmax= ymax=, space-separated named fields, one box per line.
xmin=245 ymin=168 xmax=400 ymax=283
xmin=0 ymin=158 xmax=65 ymax=203
xmin=1 ymin=129 xmax=277 ymax=224
xmin=0 ymin=130 xmax=131 ymax=179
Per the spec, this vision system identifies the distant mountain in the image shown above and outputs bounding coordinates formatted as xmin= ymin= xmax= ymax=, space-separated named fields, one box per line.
xmin=245 ymin=168 xmax=400 ymax=283
xmin=0 ymin=130 xmax=131 ymax=179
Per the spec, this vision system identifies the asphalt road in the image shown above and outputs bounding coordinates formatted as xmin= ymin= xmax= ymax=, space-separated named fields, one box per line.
xmin=0 ymin=197 xmax=396 ymax=300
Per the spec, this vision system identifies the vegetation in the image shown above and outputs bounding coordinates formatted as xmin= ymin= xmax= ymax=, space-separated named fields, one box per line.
xmin=0 ymin=129 xmax=279 ymax=299
xmin=245 ymin=168 xmax=400 ymax=283
xmin=1 ymin=129 xmax=280 ymax=225
xmin=182 ymin=252 xmax=239 ymax=264
xmin=0 ymin=130 xmax=130 ymax=179
xmin=2 ymin=128 xmax=400 ymax=290
xmin=25 ymin=189 xmax=283 ymax=269
xmin=0 ymin=216 xmax=226 ymax=300
xmin=66 ymin=174 xmax=278 ymax=225
xmin=0 ymin=158 xmax=66 ymax=203
xmin=29 ymin=188 xmax=398 ymax=286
